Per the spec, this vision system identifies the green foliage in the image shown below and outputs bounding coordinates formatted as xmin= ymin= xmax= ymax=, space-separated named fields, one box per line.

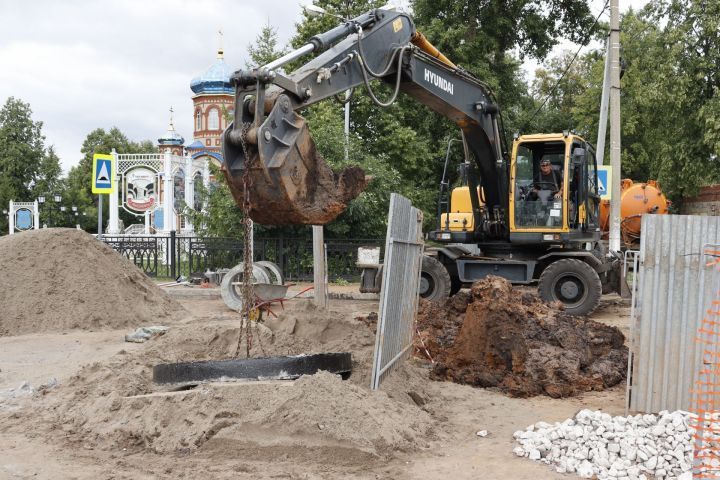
xmin=410 ymin=0 xmax=596 ymax=138
xmin=246 ymin=22 xmax=288 ymax=68
xmin=527 ymin=50 xmax=598 ymax=135
xmin=525 ymin=0 xmax=720 ymax=204
xmin=0 ymin=97 xmax=63 ymax=232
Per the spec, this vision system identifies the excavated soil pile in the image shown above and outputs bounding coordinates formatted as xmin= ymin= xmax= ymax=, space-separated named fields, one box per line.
xmin=2 ymin=300 xmax=435 ymax=460
xmin=418 ymin=276 xmax=628 ymax=398
xmin=0 ymin=229 xmax=185 ymax=336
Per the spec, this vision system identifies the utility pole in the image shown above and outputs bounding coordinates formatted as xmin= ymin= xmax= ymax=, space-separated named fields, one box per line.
xmin=608 ymin=0 xmax=622 ymax=253
xmin=344 ymin=91 xmax=350 ymax=162
xmin=596 ymin=38 xmax=611 ymax=164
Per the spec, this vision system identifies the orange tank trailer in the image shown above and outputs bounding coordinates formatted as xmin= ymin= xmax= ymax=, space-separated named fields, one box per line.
xmin=599 ymin=179 xmax=670 ymax=247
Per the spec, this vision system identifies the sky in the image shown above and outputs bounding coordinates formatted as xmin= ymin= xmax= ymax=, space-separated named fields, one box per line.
xmin=0 ymin=0 xmax=648 ymax=173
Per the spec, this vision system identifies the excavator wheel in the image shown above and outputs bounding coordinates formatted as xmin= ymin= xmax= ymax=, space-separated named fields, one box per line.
xmin=538 ymin=258 xmax=601 ymax=316
xmin=419 ymin=256 xmax=451 ymax=302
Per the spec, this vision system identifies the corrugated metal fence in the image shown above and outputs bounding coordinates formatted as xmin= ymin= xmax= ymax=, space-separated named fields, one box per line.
xmin=370 ymin=194 xmax=424 ymax=390
xmin=630 ymin=215 xmax=720 ymax=412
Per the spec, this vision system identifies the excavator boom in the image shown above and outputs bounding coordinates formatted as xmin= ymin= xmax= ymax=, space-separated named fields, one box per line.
xmin=222 ymin=8 xmax=506 ymax=227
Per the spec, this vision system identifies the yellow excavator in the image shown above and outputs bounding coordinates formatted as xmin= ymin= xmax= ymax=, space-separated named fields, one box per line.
xmin=221 ymin=8 xmax=620 ymax=315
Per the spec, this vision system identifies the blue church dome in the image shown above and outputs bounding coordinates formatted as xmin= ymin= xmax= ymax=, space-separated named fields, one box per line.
xmin=190 ymin=49 xmax=234 ymax=95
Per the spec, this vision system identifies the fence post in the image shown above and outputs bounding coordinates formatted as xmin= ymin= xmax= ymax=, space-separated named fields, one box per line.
xmin=154 ymin=236 xmax=158 ymax=277
xmin=170 ymin=230 xmax=176 ymax=279
xmin=188 ymin=237 xmax=193 ymax=273
xmin=313 ymin=226 xmax=328 ymax=309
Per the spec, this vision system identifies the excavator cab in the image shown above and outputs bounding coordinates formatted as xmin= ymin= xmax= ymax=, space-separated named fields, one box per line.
xmin=509 ymin=133 xmax=600 ymax=242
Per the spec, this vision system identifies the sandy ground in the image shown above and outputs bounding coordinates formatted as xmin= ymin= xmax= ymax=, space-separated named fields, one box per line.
xmin=0 ymin=292 xmax=630 ymax=480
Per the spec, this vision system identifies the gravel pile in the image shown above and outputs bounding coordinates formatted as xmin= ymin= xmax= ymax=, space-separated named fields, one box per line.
xmin=513 ymin=409 xmax=693 ymax=479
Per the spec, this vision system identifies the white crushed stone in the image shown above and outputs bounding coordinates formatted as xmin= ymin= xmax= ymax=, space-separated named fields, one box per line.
xmin=513 ymin=409 xmax=694 ymax=479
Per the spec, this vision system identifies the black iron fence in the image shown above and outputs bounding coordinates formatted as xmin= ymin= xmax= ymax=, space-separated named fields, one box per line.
xmin=99 ymin=232 xmax=383 ymax=281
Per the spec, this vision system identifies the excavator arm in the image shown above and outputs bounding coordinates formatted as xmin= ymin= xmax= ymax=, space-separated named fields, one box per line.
xmin=222 ymin=8 xmax=508 ymax=228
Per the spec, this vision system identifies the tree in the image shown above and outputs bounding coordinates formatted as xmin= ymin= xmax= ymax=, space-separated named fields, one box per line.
xmin=246 ymin=22 xmax=288 ymax=68
xmin=0 ymin=97 xmax=64 ymax=232
xmin=596 ymin=2 xmax=720 ymax=200
xmin=643 ymin=0 xmax=720 ymax=200
xmin=410 ymin=0 xmax=597 ymax=137
xmin=0 ymin=98 xmax=45 ymax=230
xmin=526 ymin=49 xmax=599 ymax=136
xmin=35 ymin=146 xmax=63 ymax=198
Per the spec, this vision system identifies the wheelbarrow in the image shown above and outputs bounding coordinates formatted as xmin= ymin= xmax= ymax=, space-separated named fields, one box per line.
xmin=220 ymin=262 xmax=289 ymax=312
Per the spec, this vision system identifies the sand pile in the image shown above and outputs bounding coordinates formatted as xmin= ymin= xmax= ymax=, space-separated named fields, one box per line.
xmin=0 ymin=229 xmax=185 ymax=336
xmin=3 ymin=301 xmax=435 ymax=459
xmin=417 ymin=276 xmax=628 ymax=398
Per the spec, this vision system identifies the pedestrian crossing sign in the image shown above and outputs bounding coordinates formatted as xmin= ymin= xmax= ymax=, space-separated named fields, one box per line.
xmin=597 ymin=165 xmax=612 ymax=200
xmin=92 ymin=153 xmax=115 ymax=194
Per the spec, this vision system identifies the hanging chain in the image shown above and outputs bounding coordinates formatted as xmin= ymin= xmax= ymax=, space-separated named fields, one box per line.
xmin=235 ymin=121 xmax=256 ymax=358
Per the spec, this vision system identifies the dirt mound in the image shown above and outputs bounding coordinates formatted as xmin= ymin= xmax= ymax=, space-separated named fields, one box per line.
xmin=418 ymin=277 xmax=628 ymax=398
xmin=0 ymin=229 xmax=185 ymax=336
xmin=3 ymin=302 xmax=435 ymax=459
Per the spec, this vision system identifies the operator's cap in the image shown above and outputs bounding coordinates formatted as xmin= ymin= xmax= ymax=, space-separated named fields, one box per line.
xmin=540 ymin=159 xmax=551 ymax=165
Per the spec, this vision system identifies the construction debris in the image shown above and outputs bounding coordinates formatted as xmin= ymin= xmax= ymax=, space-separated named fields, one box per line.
xmin=124 ymin=326 xmax=170 ymax=343
xmin=417 ymin=277 xmax=628 ymax=398
xmin=513 ymin=409 xmax=693 ymax=479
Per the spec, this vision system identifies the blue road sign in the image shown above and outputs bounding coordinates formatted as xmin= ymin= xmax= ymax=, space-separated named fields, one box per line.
xmin=597 ymin=166 xmax=612 ymax=200
xmin=92 ymin=154 xmax=115 ymax=194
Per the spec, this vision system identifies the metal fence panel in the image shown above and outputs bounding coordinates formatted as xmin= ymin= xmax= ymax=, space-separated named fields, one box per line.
xmin=630 ymin=215 xmax=720 ymax=412
xmin=371 ymin=194 xmax=424 ymax=390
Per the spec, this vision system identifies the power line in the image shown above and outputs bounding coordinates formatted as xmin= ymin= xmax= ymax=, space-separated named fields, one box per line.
xmin=523 ymin=0 xmax=610 ymax=130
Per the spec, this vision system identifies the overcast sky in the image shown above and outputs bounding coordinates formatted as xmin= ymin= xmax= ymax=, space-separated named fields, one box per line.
xmin=0 ymin=0 xmax=647 ymax=173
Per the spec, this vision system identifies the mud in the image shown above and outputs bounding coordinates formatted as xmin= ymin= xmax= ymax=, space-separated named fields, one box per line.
xmin=417 ymin=277 xmax=628 ymax=398
xmin=223 ymin=116 xmax=367 ymax=225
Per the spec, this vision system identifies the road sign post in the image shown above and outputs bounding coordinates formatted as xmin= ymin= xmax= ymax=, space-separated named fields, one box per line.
xmin=98 ymin=195 xmax=103 ymax=240
xmin=92 ymin=153 xmax=116 ymax=239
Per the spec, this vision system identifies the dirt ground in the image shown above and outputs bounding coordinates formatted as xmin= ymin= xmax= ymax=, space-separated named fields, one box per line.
xmin=0 ymin=292 xmax=630 ymax=480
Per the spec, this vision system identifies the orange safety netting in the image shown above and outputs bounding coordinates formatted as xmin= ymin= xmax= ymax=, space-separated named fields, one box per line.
xmin=690 ymin=250 xmax=720 ymax=478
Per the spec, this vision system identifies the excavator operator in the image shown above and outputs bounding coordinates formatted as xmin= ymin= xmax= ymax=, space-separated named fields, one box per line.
xmin=532 ymin=159 xmax=563 ymax=200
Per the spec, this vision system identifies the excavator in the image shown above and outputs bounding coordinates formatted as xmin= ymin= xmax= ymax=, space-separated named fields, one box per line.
xmin=221 ymin=7 xmax=621 ymax=315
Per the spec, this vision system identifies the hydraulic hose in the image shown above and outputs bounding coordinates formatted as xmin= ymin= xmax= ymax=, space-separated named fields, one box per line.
xmin=357 ymin=45 xmax=408 ymax=107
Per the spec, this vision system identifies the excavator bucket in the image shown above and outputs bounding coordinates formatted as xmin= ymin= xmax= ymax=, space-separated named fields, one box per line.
xmin=221 ymin=95 xmax=367 ymax=225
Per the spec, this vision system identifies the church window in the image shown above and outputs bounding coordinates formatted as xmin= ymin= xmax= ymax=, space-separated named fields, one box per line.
xmin=195 ymin=109 xmax=202 ymax=130
xmin=208 ymin=108 xmax=220 ymax=130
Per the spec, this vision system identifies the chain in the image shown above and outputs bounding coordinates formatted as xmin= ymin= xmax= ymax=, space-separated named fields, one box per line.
xmin=235 ymin=122 xmax=256 ymax=358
